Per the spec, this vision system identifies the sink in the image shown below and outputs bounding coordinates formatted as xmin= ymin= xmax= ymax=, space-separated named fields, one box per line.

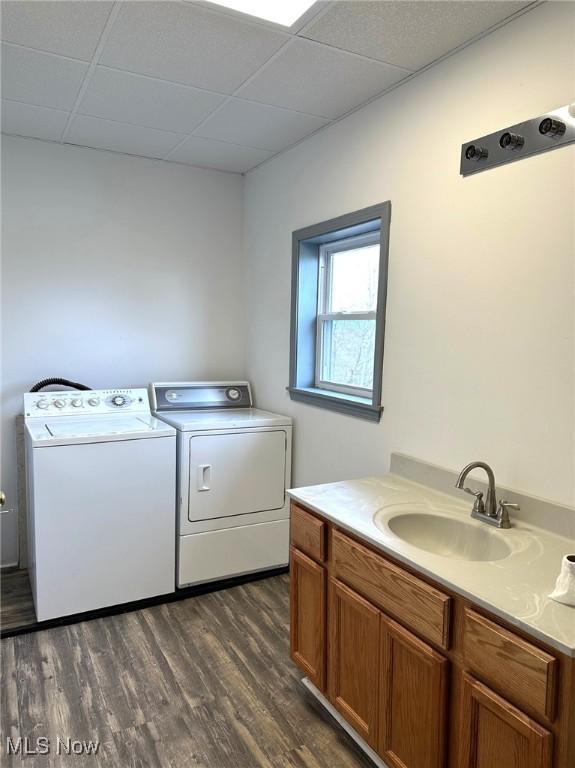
xmin=380 ymin=512 xmax=512 ymax=562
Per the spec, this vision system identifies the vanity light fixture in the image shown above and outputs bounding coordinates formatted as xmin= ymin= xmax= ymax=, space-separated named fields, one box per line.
xmin=460 ymin=102 xmax=575 ymax=176
xmin=204 ymin=0 xmax=317 ymax=27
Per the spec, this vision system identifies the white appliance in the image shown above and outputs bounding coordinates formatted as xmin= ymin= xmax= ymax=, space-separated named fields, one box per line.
xmin=24 ymin=388 xmax=176 ymax=622
xmin=150 ymin=382 xmax=292 ymax=587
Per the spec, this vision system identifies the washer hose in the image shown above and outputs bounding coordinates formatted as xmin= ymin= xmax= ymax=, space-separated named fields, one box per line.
xmin=30 ymin=378 xmax=92 ymax=392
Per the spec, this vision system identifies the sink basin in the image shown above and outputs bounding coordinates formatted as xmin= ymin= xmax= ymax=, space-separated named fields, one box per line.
xmin=382 ymin=512 xmax=512 ymax=562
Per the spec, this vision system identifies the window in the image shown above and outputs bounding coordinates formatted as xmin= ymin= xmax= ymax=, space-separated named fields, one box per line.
xmin=316 ymin=232 xmax=380 ymax=398
xmin=289 ymin=202 xmax=391 ymax=422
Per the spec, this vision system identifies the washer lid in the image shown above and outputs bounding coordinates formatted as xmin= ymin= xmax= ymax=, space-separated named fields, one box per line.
xmin=155 ymin=408 xmax=292 ymax=431
xmin=26 ymin=414 xmax=176 ymax=446
xmin=45 ymin=416 xmax=154 ymax=438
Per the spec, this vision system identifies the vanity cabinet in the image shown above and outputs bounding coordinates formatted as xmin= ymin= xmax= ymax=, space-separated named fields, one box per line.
xmin=380 ymin=617 xmax=448 ymax=768
xmin=332 ymin=528 xmax=451 ymax=649
xmin=459 ymin=674 xmax=552 ymax=768
xmin=462 ymin=607 xmax=557 ymax=722
xmin=329 ymin=578 xmax=381 ymax=747
xmin=289 ymin=546 xmax=326 ymax=691
xmin=289 ymin=502 xmax=575 ymax=768
xmin=327 ymin=577 xmax=449 ymax=763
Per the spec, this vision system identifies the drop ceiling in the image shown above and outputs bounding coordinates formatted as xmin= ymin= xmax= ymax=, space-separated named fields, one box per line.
xmin=1 ymin=0 xmax=534 ymax=174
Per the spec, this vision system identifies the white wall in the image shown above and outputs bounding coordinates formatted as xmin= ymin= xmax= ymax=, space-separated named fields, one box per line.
xmin=243 ymin=2 xmax=575 ymax=506
xmin=1 ymin=137 xmax=245 ymax=565
xmin=2 ymin=3 xmax=573 ymax=572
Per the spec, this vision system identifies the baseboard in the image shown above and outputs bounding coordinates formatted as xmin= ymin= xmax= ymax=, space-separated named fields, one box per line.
xmin=301 ymin=678 xmax=389 ymax=768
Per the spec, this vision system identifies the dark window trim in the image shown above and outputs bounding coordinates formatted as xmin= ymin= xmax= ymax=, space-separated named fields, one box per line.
xmin=288 ymin=201 xmax=391 ymax=422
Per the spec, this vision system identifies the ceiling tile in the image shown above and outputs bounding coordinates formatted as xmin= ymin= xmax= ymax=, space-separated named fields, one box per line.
xmin=78 ymin=67 xmax=225 ymax=134
xmin=195 ymin=99 xmax=329 ymax=151
xmin=1 ymin=99 xmax=69 ymax=141
xmin=1 ymin=1 xmax=114 ymax=61
xmin=99 ymin=2 xmax=289 ymax=94
xmin=236 ymin=38 xmax=409 ymax=119
xmin=1 ymin=44 xmax=89 ymax=110
xmin=301 ymin=1 xmax=529 ymax=71
xmin=65 ymin=115 xmax=185 ymax=160
xmin=168 ymin=136 xmax=273 ymax=173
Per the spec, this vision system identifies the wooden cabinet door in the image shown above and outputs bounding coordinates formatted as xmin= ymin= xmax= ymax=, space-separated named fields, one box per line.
xmin=459 ymin=674 xmax=553 ymax=768
xmin=290 ymin=547 xmax=326 ymax=690
xmin=379 ymin=617 xmax=448 ymax=768
xmin=329 ymin=578 xmax=381 ymax=747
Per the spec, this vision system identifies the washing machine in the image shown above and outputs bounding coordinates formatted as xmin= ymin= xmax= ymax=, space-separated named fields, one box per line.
xmin=24 ymin=388 xmax=176 ymax=622
xmin=150 ymin=381 xmax=292 ymax=587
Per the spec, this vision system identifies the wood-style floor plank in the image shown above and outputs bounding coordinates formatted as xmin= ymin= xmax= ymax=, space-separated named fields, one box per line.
xmin=0 ymin=575 xmax=372 ymax=767
xmin=0 ymin=570 xmax=36 ymax=631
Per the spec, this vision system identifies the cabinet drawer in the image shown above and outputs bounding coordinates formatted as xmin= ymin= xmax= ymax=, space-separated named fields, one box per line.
xmin=332 ymin=529 xmax=451 ymax=649
xmin=291 ymin=504 xmax=326 ymax=562
xmin=463 ymin=608 xmax=557 ymax=721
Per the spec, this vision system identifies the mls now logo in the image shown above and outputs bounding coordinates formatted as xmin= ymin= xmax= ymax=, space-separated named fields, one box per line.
xmin=6 ymin=737 xmax=100 ymax=756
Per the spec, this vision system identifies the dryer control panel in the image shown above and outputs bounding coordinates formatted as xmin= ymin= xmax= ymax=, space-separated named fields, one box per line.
xmin=151 ymin=382 xmax=252 ymax=411
xmin=24 ymin=388 xmax=151 ymax=417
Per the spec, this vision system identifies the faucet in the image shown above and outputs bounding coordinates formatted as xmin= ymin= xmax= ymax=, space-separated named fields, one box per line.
xmin=455 ymin=461 xmax=518 ymax=529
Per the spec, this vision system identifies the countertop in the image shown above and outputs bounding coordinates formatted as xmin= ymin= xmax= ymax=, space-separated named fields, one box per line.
xmin=287 ymin=474 xmax=575 ymax=656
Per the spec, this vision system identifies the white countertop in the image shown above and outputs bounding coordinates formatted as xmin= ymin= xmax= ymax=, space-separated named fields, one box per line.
xmin=288 ymin=474 xmax=575 ymax=656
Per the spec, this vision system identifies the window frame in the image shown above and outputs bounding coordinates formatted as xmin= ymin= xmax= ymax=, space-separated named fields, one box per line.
xmin=315 ymin=230 xmax=380 ymax=399
xmin=288 ymin=201 xmax=391 ymax=422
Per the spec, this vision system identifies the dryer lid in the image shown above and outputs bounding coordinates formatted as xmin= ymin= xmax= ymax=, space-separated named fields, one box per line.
xmin=156 ymin=408 xmax=292 ymax=431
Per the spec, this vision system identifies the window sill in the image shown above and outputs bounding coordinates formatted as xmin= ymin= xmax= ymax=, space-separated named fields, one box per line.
xmin=287 ymin=386 xmax=383 ymax=422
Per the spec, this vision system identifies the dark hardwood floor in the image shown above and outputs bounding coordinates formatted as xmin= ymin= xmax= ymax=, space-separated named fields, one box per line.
xmin=1 ymin=574 xmax=372 ymax=767
xmin=0 ymin=569 xmax=36 ymax=632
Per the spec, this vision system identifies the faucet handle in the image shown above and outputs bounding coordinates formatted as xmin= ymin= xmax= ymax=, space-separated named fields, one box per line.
xmin=496 ymin=499 xmax=519 ymax=528
xmin=461 ymin=487 xmax=485 ymax=514
xmin=499 ymin=500 xmax=520 ymax=510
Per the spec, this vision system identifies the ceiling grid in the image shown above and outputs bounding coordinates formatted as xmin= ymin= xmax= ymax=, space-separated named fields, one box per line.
xmin=1 ymin=0 xmax=538 ymax=173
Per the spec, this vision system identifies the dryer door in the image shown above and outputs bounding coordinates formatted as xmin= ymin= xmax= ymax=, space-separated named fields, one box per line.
xmin=188 ymin=429 xmax=287 ymax=522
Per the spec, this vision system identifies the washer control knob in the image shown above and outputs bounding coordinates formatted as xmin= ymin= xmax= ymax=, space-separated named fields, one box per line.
xmin=71 ymin=398 xmax=83 ymax=408
xmin=36 ymin=399 xmax=49 ymax=409
xmin=226 ymin=387 xmax=241 ymax=401
xmin=87 ymin=397 xmax=100 ymax=407
xmin=53 ymin=399 xmax=66 ymax=409
xmin=112 ymin=395 xmax=126 ymax=407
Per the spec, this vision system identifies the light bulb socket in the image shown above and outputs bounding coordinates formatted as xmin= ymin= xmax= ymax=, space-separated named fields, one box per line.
xmin=499 ymin=132 xmax=525 ymax=150
xmin=465 ymin=144 xmax=488 ymax=161
xmin=539 ymin=117 xmax=566 ymax=138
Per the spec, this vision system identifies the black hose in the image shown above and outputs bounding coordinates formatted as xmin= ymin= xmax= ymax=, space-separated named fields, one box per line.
xmin=30 ymin=378 xmax=92 ymax=392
